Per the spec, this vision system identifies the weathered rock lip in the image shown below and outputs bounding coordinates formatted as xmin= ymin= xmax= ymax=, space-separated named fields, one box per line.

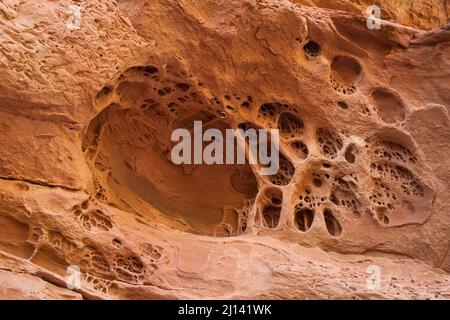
xmin=0 ymin=0 xmax=449 ymax=300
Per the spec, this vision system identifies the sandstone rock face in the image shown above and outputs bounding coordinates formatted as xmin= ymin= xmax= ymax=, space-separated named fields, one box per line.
xmin=292 ymin=0 xmax=449 ymax=30
xmin=0 ymin=0 xmax=449 ymax=299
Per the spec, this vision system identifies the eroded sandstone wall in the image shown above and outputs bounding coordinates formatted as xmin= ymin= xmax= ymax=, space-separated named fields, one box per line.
xmin=0 ymin=0 xmax=449 ymax=299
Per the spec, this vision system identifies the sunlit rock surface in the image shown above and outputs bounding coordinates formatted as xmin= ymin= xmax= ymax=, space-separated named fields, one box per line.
xmin=0 ymin=0 xmax=449 ymax=299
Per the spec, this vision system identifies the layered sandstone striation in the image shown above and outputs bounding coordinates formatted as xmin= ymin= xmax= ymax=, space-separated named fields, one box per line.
xmin=0 ymin=0 xmax=449 ymax=299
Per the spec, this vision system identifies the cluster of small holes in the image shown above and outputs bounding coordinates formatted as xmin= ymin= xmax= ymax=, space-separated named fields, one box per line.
xmin=80 ymin=247 xmax=111 ymax=276
xmin=94 ymin=150 xmax=111 ymax=172
xmin=278 ymin=112 xmax=304 ymax=138
xmin=323 ymin=209 xmax=342 ymax=237
xmin=297 ymin=186 xmax=329 ymax=212
xmin=157 ymin=87 xmax=174 ymax=97
xmin=92 ymin=63 xmax=262 ymax=241
xmin=240 ymin=96 xmax=253 ymax=110
xmin=113 ymin=109 xmax=161 ymax=147
xmin=237 ymin=121 xmax=259 ymax=132
xmin=73 ymin=201 xmax=113 ymax=232
xmin=370 ymin=87 xmax=406 ymax=123
xmin=330 ymin=188 xmax=358 ymax=210
xmin=375 ymin=207 xmax=390 ymax=226
xmin=312 ymin=173 xmax=323 ymax=188
xmin=369 ymin=180 xmax=398 ymax=209
xmin=139 ymin=243 xmax=165 ymax=264
xmin=337 ymin=101 xmax=348 ymax=110
xmin=330 ymin=77 xmax=357 ymax=95
xmin=329 ymin=56 xmax=362 ymax=95
xmin=83 ymin=273 xmax=113 ymax=295
xmin=223 ymin=93 xmax=253 ymax=113
xmin=113 ymin=254 xmax=146 ymax=284
xmin=344 ymin=144 xmax=357 ymax=164
xmin=257 ymin=103 xmax=282 ymax=126
xmin=316 ymin=128 xmax=344 ymax=159
xmin=295 ymin=207 xmax=314 ymax=232
xmin=112 ymin=238 xmax=122 ymax=248
xmin=210 ymin=199 xmax=253 ymax=237
xmin=370 ymin=162 xmax=425 ymax=197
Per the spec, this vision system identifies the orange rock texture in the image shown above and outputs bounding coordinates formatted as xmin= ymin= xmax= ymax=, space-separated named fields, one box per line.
xmin=0 ymin=0 xmax=449 ymax=299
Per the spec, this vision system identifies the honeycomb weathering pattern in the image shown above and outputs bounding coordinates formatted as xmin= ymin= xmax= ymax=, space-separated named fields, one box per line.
xmin=0 ymin=0 xmax=449 ymax=299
